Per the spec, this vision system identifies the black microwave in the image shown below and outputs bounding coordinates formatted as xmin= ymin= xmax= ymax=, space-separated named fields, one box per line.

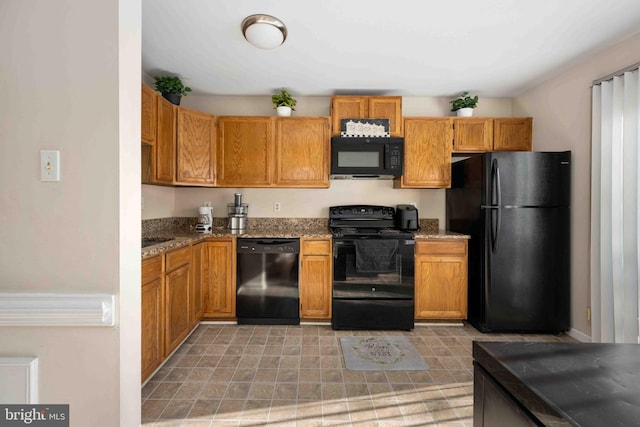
xmin=330 ymin=137 xmax=404 ymax=179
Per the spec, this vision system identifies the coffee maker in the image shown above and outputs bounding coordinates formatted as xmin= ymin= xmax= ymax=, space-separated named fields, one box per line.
xmin=227 ymin=193 xmax=248 ymax=231
xmin=195 ymin=206 xmax=214 ymax=233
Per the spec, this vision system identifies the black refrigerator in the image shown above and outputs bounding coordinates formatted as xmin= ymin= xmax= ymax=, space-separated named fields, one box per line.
xmin=446 ymin=151 xmax=571 ymax=333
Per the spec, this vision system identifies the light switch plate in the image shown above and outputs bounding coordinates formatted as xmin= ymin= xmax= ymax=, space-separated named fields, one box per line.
xmin=40 ymin=150 xmax=60 ymax=181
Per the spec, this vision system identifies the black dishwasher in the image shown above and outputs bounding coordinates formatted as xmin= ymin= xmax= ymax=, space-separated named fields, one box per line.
xmin=236 ymin=238 xmax=300 ymax=325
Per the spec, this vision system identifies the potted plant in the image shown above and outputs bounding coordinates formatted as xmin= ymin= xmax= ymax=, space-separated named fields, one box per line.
xmin=450 ymin=91 xmax=479 ymax=117
xmin=271 ymin=89 xmax=297 ymax=116
xmin=154 ymin=75 xmax=192 ymax=106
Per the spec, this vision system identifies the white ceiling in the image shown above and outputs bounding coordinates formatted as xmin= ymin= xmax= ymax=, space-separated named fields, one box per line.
xmin=142 ymin=0 xmax=640 ymax=98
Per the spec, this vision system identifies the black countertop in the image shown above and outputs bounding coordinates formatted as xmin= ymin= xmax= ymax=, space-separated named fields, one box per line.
xmin=473 ymin=341 xmax=640 ymax=427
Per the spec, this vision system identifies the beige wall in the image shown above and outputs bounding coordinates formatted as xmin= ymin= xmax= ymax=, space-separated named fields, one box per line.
xmin=513 ymin=32 xmax=640 ymax=338
xmin=142 ymin=95 xmax=512 ymax=224
xmin=0 ymin=1 xmax=140 ymax=425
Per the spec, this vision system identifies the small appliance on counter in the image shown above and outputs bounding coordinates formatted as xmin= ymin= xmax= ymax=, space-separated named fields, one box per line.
xmin=195 ymin=206 xmax=214 ymax=233
xmin=395 ymin=204 xmax=419 ymax=231
xmin=227 ymin=192 xmax=248 ymax=231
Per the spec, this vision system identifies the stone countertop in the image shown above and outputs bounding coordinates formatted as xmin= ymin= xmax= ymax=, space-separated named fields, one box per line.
xmin=142 ymin=225 xmax=333 ymax=259
xmin=414 ymin=229 xmax=470 ymax=239
xmin=141 ymin=217 xmax=469 ymax=259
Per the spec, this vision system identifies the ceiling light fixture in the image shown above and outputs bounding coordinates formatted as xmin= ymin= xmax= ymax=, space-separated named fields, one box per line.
xmin=241 ymin=14 xmax=288 ymax=50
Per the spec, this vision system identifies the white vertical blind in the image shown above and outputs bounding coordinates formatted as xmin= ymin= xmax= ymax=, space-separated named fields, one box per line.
xmin=591 ymin=69 xmax=640 ymax=343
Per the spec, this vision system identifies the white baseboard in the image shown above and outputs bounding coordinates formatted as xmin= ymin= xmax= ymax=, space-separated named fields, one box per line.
xmin=0 ymin=293 xmax=115 ymax=327
xmin=566 ymin=327 xmax=591 ymax=342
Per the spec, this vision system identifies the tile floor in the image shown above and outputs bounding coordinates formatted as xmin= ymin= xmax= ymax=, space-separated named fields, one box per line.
xmin=141 ymin=323 xmax=574 ymax=426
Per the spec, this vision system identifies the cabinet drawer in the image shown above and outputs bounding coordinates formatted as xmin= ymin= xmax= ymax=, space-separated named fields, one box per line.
xmin=166 ymin=245 xmax=191 ymax=271
xmin=302 ymin=239 xmax=331 ymax=255
xmin=416 ymin=240 xmax=467 ymax=256
xmin=142 ymin=255 xmax=163 ymax=284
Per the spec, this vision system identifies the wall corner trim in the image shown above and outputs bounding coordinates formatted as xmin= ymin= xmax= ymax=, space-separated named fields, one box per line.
xmin=0 ymin=293 xmax=115 ymax=327
xmin=0 ymin=358 xmax=38 ymax=403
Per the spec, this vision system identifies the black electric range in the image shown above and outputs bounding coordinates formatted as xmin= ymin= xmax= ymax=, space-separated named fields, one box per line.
xmin=329 ymin=205 xmax=415 ymax=330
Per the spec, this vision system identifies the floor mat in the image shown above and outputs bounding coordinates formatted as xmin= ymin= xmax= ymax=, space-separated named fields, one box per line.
xmin=340 ymin=336 xmax=430 ymax=371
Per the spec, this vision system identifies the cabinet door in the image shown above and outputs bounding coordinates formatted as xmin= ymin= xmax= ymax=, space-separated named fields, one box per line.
xmin=142 ymin=277 xmax=163 ymax=381
xmin=415 ymin=240 xmax=468 ymax=319
xmin=165 ymin=263 xmax=191 ymax=355
xmin=141 ymin=255 xmax=163 ymax=382
xmin=368 ymin=96 xmax=403 ymax=136
xmin=274 ymin=117 xmax=330 ymax=187
xmin=203 ymin=239 xmax=236 ymax=318
xmin=300 ymin=238 xmax=332 ymax=319
xmin=176 ymin=108 xmax=215 ymax=185
xmin=216 ymin=117 xmax=274 ymax=187
xmin=141 ymin=84 xmax=157 ymax=145
xmin=155 ymin=96 xmax=177 ymax=184
xmin=452 ymin=118 xmax=493 ymax=152
xmin=330 ymin=96 xmax=367 ymax=135
xmin=493 ymin=118 xmax=532 ymax=151
xmin=190 ymin=243 xmax=206 ymax=328
xmin=474 ymin=366 xmax=539 ymax=427
xmin=399 ymin=117 xmax=453 ymax=188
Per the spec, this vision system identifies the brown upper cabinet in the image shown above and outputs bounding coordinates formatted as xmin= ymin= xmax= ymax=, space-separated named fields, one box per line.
xmin=395 ymin=117 xmax=453 ymax=188
xmin=141 ymin=84 xmax=157 ymax=145
xmin=330 ymin=96 xmax=403 ymax=136
xmin=153 ymin=95 xmax=178 ymax=184
xmin=493 ymin=118 xmax=533 ymax=151
xmin=274 ymin=117 xmax=330 ymax=188
xmin=452 ymin=118 xmax=493 ymax=152
xmin=216 ymin=116 xmax=331 ymax=188
xmin=141 ymin=85 xmax=216 ymax=186
xmin=176 ymin=107 xmax=215 ymax=186
xmin=216 ymin=116 xmax=275 ymax=187
xmin=452 ymin=117 xmax=532 ymax=153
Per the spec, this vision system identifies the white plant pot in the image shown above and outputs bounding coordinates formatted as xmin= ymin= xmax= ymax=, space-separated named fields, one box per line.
xmin=276 ymin=106 xmax=292 ymax=117
xmin=456 ymin=107 xmax=474 ymax=117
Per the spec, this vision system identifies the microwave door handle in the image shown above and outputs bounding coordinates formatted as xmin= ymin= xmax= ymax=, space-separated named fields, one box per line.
xmin=384 ymin=144 xmax=390 ymax=169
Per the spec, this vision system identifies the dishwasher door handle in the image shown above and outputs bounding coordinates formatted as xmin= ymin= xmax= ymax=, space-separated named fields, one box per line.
xmin=254 ymin=239 xmax=298 ymax=245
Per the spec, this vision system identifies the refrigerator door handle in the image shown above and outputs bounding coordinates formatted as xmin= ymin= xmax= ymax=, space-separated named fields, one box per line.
xmin=493 ymin=159 xmax=502 ymax=207
xmin=492 ymin=159 xmax=502 ymax=253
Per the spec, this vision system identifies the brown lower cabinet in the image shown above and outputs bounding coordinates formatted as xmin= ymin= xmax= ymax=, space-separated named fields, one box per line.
xmin=141 ymin=244 xmax=197 ymax=383
xmin=141 ymin=255 xmax=164 ymax=382
xmin=197 ymin=238 xmax=237 ymax=318
xmin=299 ymin=237 xmax=332 ymax=320
xmin=146 ymin=235 xmax=488 ymax=383
xmin=414 ymin=239 xmax=468 ymax=320
xmin=164 ymin=245 xmax=192 ymax=355
xmin=142 ymin=240 xmax=235 ymax=383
